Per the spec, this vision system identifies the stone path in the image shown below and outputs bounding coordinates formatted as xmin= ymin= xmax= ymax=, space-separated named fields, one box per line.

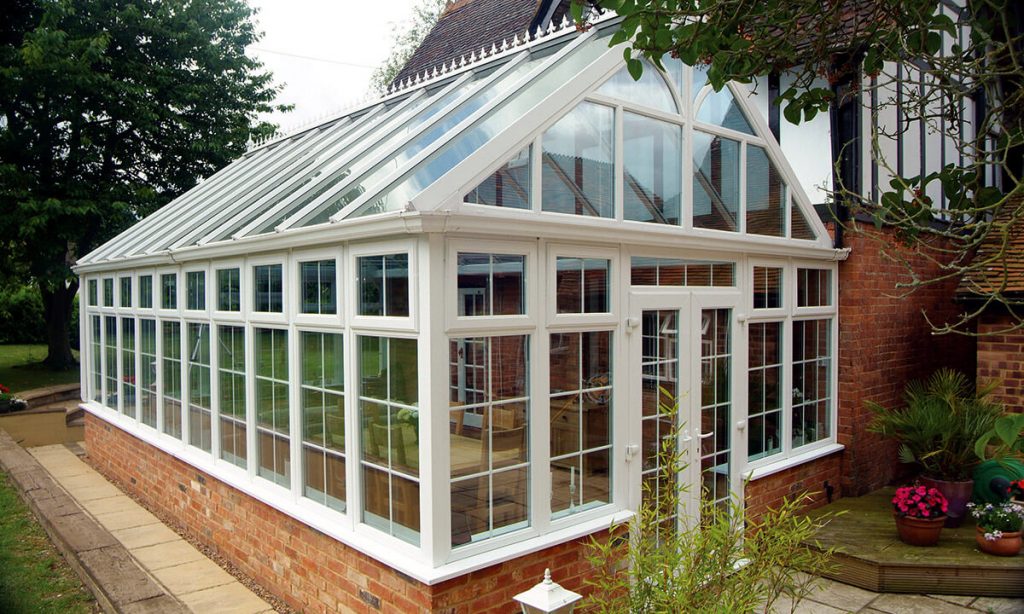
xmin=16 ymin=440 xmax=274 ymax=613
xmin=784 ymin=576 xmax=1024 ymax=613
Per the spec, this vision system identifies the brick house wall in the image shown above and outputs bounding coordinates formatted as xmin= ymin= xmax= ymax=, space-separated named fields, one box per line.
xmin=85 ymin=413 xmax=602 ymax=614
xmin=834 ymin=220 xmax=976 ymax=496
xmin=977 ymin=309 xmax=1024 ymax=413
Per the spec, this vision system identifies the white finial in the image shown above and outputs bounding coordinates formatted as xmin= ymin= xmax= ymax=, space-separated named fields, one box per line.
xmin=501 ymin=37 xmax=509 ymax=51
xmin=431 ymin=66 xmax=439 ymax=78
xmin=490 ymin=42 xmax=498 ymax=55
xmin=469 ymin=49 xmax=477 ymax=62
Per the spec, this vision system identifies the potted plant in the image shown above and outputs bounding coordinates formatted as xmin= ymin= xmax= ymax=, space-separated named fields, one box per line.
xmin=968 ymin=501 xmax=1024 ymax=556
xmin=975 ymin=413 xmax=1024 ymax=461
xmin=891 ymin=484 xmax=948 ymax=546
xmin=867 ymin=369 xmax=1002 ymax=526
xmin=1008 ymin=479 xmax=1024 ymax=506
xmin=0 ymin=384 xmax=27 ymax=415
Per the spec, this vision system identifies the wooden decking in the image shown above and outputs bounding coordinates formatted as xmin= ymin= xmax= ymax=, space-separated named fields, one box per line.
xmin=803 ymin=488 xmax=1024 ymax=598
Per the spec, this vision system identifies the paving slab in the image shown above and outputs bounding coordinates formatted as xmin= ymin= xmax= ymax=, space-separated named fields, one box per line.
xmin=807 ymin=577 xmax=879 ymax=611
xmin=928 ymin=595 xmax=977 ymax=607
xmin=969 ymin=596 xmax=1024 ymax=614
xmin=110 ymin=522 xmax=181 ymax=549
xmin=92 ymin=505 xmax=160 ymax=532
xmin=78 ymin=493 xmax=135 ymax=516
xmin=151 ymin=558 xmax=237 ymax=595
xmin=77 ymin=546 xmax=168 ymax=604
xmin=131 ymin=540 xmax=207 ymax=571
xmin=178 ymin=582 xmax=277 ymax=614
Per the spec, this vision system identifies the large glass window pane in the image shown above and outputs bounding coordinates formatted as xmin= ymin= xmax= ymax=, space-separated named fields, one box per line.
xmin=120 ymin=318 xmax=136 ymax=418
xmin=753 ymin=267 xmax=783 ymax=309
xmin=161 ymin=274 xmax=177 ymax=310
xmin=541 ymin=101 xmax=614 ymax=218
xmin=120 ymin=277 xmax=132 ymax=308
xmin=549 ymin=330 xmax=612 ymax=517
xmin=216 ymin=268 xmax=241 ymax=312
xmin=359 ymin=335 xmax=419 ymax=544
xmin=186 ymin=271 xmax=206 ymax=310
xmin=162 ymin=321 xmax=182 ymax=438
xmin=302 ymin=331 xmax=345 ymax=512
xmin=630 ymin=257 xmax=736 ymax=287
xmin=555 ymin=257 xmax=609 ymax=314
xmin=187 ymin=323 xmax=212 ymax=453
xmin=797 ymin=268 xmax=832 ymax=307
xmin=457 ymin=253 xmax=525 ymax=317
xmin=88 ymin=280 xmax=98 ymax=307
xmin=90 ymin=316 xmax=101 ymax=402
xmin=300 ymin=260 xmax=337 ymax=315
xmin=792 ymin=199 xmax=818 ymax=240
xmin=596 ymin=63 xmax=677 ymax=114
xmin=358 ymin=254 xmax=409 ymax=317
xmin=640 ymin=310 xmax=679 ymax=538
xmin=696 ymin=86 xmax=755 ymax=134
xmin=218 ymin=325 xmax=247 ymax=467
xmin=699 ymin=309 xmax=732 ymax=511
xmin=792 ymin=319 xmax=832 ymax=448
xmin=104 ymin=316 xmax=117 ymax=407
xmin=623 ymin=113 xmax=682 ymax=225
xmin=746 ymin=145 xmax=785 ymax=237
xmin=465 ymin=147 xmax=531 ymax=209
xmin=139 ymin=275 xmax=153 ymax=309
xmin=748 ymin=322 xmax=782 ymax=461
xmin=693 ymin=132 xmax=740 ymax=232
xmin=255 ymin=328 xmax=290 ymax=486
xmin=450 ymin=335 xmax=530 ymax=546
xmin=103 ymin=279 xmax=114 ymax=307
xmin=139 ymin=319 xmax=157 ymax=427
xmin=253 ymin=264 xmax=283 ymax=313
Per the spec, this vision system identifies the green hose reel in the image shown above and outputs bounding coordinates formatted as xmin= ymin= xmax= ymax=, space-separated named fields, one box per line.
xmin=973 ymin=459 xmax=1024 ymax=504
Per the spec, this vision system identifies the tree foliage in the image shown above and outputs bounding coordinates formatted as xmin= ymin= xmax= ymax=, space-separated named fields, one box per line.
xmin=585 ymin=420 xmax=838 ymax=613
xmin=370 ymin=0 xmax=448 ymax=94
xmin=575 ymin=0 xmax=1024 ymax=334
xmin=0 ymin=0 xmax=286 ymax=367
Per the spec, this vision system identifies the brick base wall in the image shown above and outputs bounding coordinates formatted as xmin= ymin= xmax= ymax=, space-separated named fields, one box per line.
xmin=977 ymin=310 xmax=1024 ymax=413
xmin=85 ymin=414 xmax=602 ymax=614
xmin=744 ymin=453 xmax=843 ymax=521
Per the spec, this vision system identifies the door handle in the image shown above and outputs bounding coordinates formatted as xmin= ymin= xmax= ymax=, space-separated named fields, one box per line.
xmin=697 ymin=431 xmax=714 ymax=439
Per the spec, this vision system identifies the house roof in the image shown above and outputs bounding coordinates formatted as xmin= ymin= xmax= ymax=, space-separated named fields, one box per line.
xmin=957 ymin=195 xmax=1024 ymax=297
xmin=392 ymin=0 xmax=548 ymax=88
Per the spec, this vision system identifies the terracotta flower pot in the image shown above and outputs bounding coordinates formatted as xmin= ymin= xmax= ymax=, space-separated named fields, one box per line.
xmin=894 ymin=513 xmax=946 ymax=546
xmin=975 ymin=528 xmax=1022 ymax=556
xmin=920 ymin=477 xmax=973 ymax=527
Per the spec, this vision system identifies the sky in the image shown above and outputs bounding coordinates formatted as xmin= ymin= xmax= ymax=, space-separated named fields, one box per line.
xmin=246 ymin=0 xmax=421 ymax=133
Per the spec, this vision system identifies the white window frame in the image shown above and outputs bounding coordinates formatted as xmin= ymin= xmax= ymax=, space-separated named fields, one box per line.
xmin=348 ymin=240 xmax=418 ymax=332
xmin=211 ymin=259 xmax=245 ymax=320
xmin=248 ymin=255 xmax=289 ymax=324
xmin=546 ymin=244 xmax=619 ymax=328
xmin=136 ymin=269 xmax=156 ymax=311
xmin=293 ymin=247 xmax=344 ymax=327
xmin=156 ymin=267 xmax=180 ymax=314
xmin=183 ymin=264 xmax=210 ymax=314
xmin=445 ymin=238 xmax=536 ymax=334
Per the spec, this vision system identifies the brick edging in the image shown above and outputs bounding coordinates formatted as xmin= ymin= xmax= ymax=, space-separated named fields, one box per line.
xmin=0 ymin=430 xmax=187 ymax=614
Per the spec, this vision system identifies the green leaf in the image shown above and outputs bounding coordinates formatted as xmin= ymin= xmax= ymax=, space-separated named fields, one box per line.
xmin=782 ymin=100 xmax=802 ymax=125
xmin=626 ymin=57 xmax=644 ymax=81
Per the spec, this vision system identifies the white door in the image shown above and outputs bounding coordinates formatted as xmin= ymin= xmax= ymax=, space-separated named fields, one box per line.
xmin=628 ymin=290 xmax=742 ymax=529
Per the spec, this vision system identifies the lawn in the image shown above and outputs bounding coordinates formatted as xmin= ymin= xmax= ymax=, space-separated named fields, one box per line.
xmin=0 ymin=345 xmax=80 ymax=394
xmin=0 ymin=472 xmax=96 ymax=613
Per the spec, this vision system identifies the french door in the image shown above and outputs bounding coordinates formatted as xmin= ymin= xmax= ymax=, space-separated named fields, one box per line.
xmin=627 ymin=291 xmax=742 ymax=527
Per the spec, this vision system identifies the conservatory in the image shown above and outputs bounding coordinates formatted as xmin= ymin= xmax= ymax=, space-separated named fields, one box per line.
xmin=75 ymin=18 xmax=840 ymax=585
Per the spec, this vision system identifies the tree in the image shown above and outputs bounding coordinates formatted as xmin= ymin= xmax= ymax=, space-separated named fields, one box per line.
xmin=370 ymin=0 xmax=448 ymax=94
xmin=574 ymin=0 xmax=1023 ymax=334
xmin=0 ymin=0 xmax=286 ymax=369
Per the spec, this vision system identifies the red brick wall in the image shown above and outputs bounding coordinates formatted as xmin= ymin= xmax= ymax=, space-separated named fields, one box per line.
xmin=835 ymin=220 xmax=976 ymax=496
xmin=977 ymin=310 xmax=1024 ymax=413
xmin=85 ymin=414 xmax=602 ymax=614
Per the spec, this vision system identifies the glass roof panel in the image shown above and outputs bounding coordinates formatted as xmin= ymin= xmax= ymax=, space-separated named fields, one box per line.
xmin=208 ymin=93 xmax=439 ymax=242
xmin=791 ymin=196 xmax=818 ymax=240
xmin=141 ymin=122 xmax=347 ymax=254
xmin=111 ymin=129 xmax=328 ymax=258
xmin=745 ymin=144 xmax=785 ymax=237
xmin=275 ymin=56 xmax=541 ymax=230
xmin=334 ymin=35 xmax=611 ymax=223
xmin=596 ymin=61 xmax=677 ymax=114
xmin=696 ymin=85 xmax=755 ymax=134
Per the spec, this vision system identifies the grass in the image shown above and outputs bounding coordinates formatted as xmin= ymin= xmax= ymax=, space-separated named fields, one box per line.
xmin=0 ymin=345 xmax=80 ymax=394
xmin=0 ymin=472 xmax=96 ymax=613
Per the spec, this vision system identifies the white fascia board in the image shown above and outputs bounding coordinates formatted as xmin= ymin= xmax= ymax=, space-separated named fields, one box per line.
xmin=407 ymin=43 xmax=620 ymax=215
xmin=79 ymin=147 xmax=260 ymax=265
xmin=431 ymin=210 xmax=845 ymax=261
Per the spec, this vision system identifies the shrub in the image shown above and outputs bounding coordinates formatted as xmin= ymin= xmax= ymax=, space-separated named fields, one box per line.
xmin=0 ymin=285 xmax=45 ymax=344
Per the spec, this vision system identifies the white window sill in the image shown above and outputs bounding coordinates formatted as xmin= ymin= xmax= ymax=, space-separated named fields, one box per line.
xmin=744 ymin=442 xmax=844 ymax=481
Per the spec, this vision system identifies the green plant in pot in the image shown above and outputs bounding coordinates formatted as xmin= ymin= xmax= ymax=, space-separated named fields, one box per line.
xmin=867 ymin=369 xmax=1002 ymax=527
xmin=975 ymin=412 xmax=1024 ymax=461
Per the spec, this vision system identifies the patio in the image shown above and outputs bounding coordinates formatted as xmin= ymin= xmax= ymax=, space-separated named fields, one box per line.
xmin=804 ymin=488 xmax=1024 ymax=598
